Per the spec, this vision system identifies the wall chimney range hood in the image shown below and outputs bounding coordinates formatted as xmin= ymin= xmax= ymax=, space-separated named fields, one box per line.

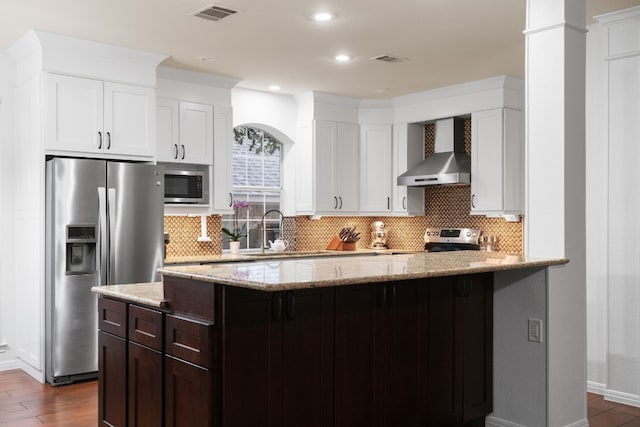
xmin=397 ymin=117 xmax=470 ymax=186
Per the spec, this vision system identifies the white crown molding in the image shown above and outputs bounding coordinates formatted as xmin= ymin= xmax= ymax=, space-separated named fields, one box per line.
xmin=158 ymin=65 xmax=240 ymax=89
xmin=595 ymin=5 xmax=640 ymax=25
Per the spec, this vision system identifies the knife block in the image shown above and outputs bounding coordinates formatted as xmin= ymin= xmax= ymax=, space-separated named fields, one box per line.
xmin=340 ymin=242 xmax=356 ymax=251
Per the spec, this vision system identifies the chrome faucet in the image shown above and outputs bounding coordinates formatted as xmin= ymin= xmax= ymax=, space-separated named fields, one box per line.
xmin=261 ymin=209 xmax=285 ymax=254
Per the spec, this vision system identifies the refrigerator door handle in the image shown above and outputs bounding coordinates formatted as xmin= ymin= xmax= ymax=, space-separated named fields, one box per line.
xmin=97 ymin=187 xmax=108 ymax=286
xmin=108 ymin=188 xmax=117 ymax=285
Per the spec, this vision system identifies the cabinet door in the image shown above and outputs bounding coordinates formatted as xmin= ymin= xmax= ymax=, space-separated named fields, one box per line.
xmin=212 ymin=105 xmax=234 ymax=212
xmin=335 ymin=122 xmax=359 ymax=212
xmin=427 ymin=277 xmax=464 ymax=426
xmin=392 ymin=124 xmax=408 ymax=212
xmin=427 ymin=275 xmax=493 ymax=426
xmin=180 ymin=101 xmax=213 ymax=164
xmin=392 ymin=123 xmax=425 ymax=215
xmin=157 ymin=98 xmax=180 ymax=162
xmin=381 ymin=281 xmax=428 ymax=427
xmin=165 ymin=355 xmax=214 ymax=427
xmin=360 ymin=125 xmax=392 ymax=213
xmin=460 ymin=274 xmax=493 ymax=422
xmin=104 ymin=82 xmax=155 ymax=158
xmin=128 ymin=342 xmax=163 ymax=427
xmin=281 ymin=288 xmax=334 ymax=427
xmin=46 ymin=73 xmax=103 ymax=154
xmin=314 ymin=120 xmax=338 ymax=212
xmin=222 ymin=287 xmax=283 ymax=427
xmin=471 ymin=109 xmax=503 ymax=213
xmin=334 ymin=284 xmax=379 ymax=427
xmin=98 ymin=331 xmax=127 ymax=427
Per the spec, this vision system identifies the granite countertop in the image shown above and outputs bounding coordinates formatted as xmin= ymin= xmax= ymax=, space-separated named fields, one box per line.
xmin=164 ymin=249 xmax=417 ymax=265
xmin=92 ymin=282 xmax=166 ymax=308
xmin=158 ymin=251 xmax=568 ymax=292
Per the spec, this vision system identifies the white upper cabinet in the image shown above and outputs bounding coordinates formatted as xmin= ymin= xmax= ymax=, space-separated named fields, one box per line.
xmin=392 ymin=123 xmax=425 ymax=216
xmin=46 ymin=73 xmax=155 ymax=159
xmin=359 ymin=124 xmax=392 ymax=213
xmin=156 ymin=98 xmax=179 ymax=162
xmin=179 ymin=101 xmax=213 ymax=164
xmin=156 ymin=100 xmax=213 ymax=165
xmin=212 ymin=105 xmax=234 ymax=213
xmin=470 ymin=108 xmax=523 ymax=218
xmin=314 ymin=120 xmax=359 ymax=214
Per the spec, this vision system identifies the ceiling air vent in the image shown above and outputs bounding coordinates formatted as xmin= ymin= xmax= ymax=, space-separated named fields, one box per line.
xmin=371 ymin=54 xmax=407 ymax=64
xmin=191 ymin=5 xmax=238 ymax=21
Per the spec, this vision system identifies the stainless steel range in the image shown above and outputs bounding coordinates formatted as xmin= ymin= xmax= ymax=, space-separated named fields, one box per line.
xmin=424 ymin=228 xmax=481 ymax=252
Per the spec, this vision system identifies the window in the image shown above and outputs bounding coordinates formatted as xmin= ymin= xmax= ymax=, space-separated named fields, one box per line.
xmin=221 ymin=126 xmax=283 ymax=251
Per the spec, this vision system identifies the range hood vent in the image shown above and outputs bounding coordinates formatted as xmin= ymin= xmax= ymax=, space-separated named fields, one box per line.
xmin=396 ymin=117 xmax=470 ymax=187
xmin=191 ymin=5 xmax=238 ymax=21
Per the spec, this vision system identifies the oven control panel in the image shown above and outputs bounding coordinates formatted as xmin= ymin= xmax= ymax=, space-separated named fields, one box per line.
xmin=424 ymin=228 xmax=481 ymax=245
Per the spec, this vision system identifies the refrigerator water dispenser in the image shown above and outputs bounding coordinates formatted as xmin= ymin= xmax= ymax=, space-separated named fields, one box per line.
xmin=66 ymin=225 xmax=96 ymax=274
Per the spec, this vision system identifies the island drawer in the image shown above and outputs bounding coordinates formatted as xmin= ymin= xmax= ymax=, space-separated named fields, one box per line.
xmin=98 ymin=297 xmax=127 ymax=338
xmin=165 ymin=314 xmax=213 ymax=368
xmin=163 ymin=276 xmax=216 ymax=322
xmin=128 ymin=305 xmax=163 ymax=351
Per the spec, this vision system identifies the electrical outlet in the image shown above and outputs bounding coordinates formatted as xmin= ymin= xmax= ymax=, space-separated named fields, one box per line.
xmin=528 ymin=318 xmax=543 ymax=343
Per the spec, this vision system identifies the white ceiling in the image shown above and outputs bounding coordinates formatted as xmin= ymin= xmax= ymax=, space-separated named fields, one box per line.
xmin=1 ymin=0 xmax=638 ymax=98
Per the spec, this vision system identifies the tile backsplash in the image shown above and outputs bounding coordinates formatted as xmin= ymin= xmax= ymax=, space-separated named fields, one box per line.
xmin=165 ymin=116 xmax=524 ymax=258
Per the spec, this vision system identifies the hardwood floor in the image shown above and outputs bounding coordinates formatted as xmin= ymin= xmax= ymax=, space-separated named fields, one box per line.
xmin=0 ymin=369 xmax=97 ymax=426
xmin=2 ymin=369 xmax=640 ymax=426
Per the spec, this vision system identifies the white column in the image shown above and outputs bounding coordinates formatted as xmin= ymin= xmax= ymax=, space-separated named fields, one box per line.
xmin=525 ymin=0 xmax=587 ymax=426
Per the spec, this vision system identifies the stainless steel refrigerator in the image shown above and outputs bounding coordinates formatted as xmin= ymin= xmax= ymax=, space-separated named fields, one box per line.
xmin=45 ymin=158 xmax=164 ymax=385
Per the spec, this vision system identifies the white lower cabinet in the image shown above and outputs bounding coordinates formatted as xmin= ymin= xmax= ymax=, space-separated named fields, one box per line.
xmin=314 ymin=120 xmax=359 ymax=215
xmin=46 ymin=73 xmax=155 ymax=159
xmin=470 ymin=108 xmax=523 ymax=217
xmin=359 ymin=124 xmax=392 ymax=214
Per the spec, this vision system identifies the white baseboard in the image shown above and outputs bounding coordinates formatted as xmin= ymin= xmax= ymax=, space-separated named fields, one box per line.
xmin=486 ymin=416 xmax=589 ymax=427
xmin=605 ymin=389 xmax=640 ymax=408
xmin=587 ymin=380 xmax=606 ymax=395
xmin=0 ymin=359 xmax=19 ymax=371
xmin=17 ymin=359 xmax=44 ymax=383
xmin=485 ymin=416 xmax=528 ymax=427
xmin=586 ymin=381 xmax=640 ymax=408
xmin=564 ymin=419 xmax=589 ymax=427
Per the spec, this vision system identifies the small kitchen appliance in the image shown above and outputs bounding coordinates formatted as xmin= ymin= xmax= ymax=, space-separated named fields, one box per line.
xmin=369 ymin=221 xmax=389 ymax=249
xmin=424 ymin=227 xmax=481 ymax=252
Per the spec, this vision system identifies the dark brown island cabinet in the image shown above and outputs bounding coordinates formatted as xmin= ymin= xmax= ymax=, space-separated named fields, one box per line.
xmin=98 ymin=273 xmax=492 ymax=427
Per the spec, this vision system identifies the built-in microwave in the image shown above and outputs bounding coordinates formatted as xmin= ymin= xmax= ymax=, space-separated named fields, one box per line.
xmin=162 ymin=164 xmax=209 ymax=204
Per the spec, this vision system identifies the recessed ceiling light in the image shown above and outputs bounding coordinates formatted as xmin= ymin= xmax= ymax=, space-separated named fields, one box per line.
xmin=198 ymin=56 xmax=216 ymax=62
xmin=269 ymin=85 xmax=281 ymax=91
xmin=334 ymin=54 xmax=352 ymax=62
xmin=312 ymin=12 xmax=335 ymax=21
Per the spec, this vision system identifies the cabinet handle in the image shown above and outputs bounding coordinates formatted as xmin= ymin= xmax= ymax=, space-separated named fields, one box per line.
xmin=272 ymin=293 xmax=283 ymax=321
xmin=338 ymin=196 xmax=343 ymax=209
xmin=402 ymin=196 xmax=407 ymax=210
xmin=285 ymin=291 xmax=295 ymax=320
xmin=106 ymin=132 xmax=111 ymax=149
xmin=471 ymin=194 xmax=476 ymax=209
xmin=229 ymin=193 xmax=233 ymax=207
xmin=388 ymin=284 xmax=396 ymax=307
xmin=173 ymin=144 xmax=179 ymax=160
xmin=181 ymin=144 xmax=186 ymax=160
xmin=387 ymin=197 xmax=390 ymax=210
xmin=334 ymin=196 xmax=338 ymax=209
xmin=98 ymin=131 xmax=102 ymax=149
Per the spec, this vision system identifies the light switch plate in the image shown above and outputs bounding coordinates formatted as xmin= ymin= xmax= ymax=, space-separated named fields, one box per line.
xmin=528 ymin=318 xmax=543 ymax=343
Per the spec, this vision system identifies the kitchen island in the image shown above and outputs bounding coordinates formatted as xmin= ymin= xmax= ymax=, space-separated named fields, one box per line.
xmin=93 ymin=251 xmax=567 ymax=427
